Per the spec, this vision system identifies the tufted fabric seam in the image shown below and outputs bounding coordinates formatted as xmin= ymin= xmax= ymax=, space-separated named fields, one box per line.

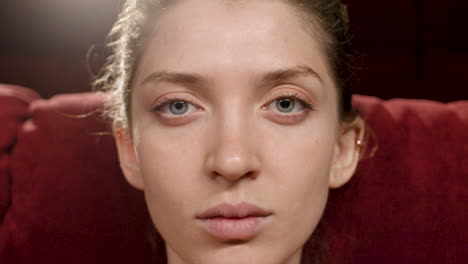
xmin=0 ymin=85 xmax=41 ymax=224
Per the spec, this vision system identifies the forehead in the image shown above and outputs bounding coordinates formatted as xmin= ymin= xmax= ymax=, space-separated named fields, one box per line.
xmin=137 ymin=0 xmax=333 ymax=90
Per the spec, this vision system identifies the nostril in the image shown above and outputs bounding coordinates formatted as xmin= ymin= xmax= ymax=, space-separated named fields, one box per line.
xmin=210 ymin=171 xmax=222 ymax=179
xmin=210 ymin=170 xmax=258 ymax=182
xmin=244 ymin=171 xmax=258 ymax=180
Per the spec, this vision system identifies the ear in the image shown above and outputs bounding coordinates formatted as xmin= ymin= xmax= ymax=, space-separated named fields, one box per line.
xmin=329 ymin=118 xmax=365 ymax=189
xmin=113 ymin=127 xmax=144 ymax=190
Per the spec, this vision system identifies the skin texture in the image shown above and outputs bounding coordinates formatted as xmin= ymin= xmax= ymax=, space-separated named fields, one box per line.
xmin=114 ymin=0 xmax=364 ymax=263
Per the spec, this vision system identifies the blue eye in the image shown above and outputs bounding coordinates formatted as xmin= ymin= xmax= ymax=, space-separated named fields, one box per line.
xmin=169 ymin=101 xmax=189 ymax=115
xmin=267 ymin=95 xmax=313 ymax=114
xmin=275 ymin=98 xmax=298 ymax=113
xmin=149 ymin=98 xmax=199 ymax=116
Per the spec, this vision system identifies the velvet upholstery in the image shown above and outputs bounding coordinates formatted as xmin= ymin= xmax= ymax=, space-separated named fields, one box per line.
xmin=0 ymin=84 xmax=467 ymax=263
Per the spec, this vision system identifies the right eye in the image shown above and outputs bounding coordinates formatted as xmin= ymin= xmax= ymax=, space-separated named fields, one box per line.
xmin=149 ymin=97 xmax=200 ymax=116
xmin=165 ymin=101 xmax=195 ymax=115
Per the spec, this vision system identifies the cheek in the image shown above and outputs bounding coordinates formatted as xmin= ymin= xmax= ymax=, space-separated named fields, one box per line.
xmin=134 ymin=127 xmax=207 ymax=233
xmin=260 ymin=120 xmax=336 ymax=242
xmin=261 ymin=113 xmax=337 ymax=189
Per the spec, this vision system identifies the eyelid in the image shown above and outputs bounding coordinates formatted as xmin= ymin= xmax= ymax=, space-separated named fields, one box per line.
xmin=148 ymin=94 xmax=201 ymax=113
xmin=263 ymin=89 xmax=315 ymax=110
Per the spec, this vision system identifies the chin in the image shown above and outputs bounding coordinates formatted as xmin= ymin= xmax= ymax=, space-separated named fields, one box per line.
xmin=177 ymin=243 xmax=299 ymax=264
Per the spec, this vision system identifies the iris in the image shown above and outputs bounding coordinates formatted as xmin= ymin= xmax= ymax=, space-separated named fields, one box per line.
xmin=276 ymin=98 xmax=295 ymax=113
xmin=169 ymin=102 xmax=189 ymax=115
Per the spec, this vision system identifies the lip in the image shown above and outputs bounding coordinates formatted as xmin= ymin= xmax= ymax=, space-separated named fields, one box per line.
xmin=196 ymin=202 xmax=272 ymax=240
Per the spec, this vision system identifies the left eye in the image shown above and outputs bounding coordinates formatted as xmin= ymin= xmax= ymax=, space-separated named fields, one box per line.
xmin=268 ymin=98 xmax=305 ymax=113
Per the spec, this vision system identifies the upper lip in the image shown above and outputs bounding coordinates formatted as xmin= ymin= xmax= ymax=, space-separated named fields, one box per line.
xmin=196 ymin=202 xmax=272 ymax=219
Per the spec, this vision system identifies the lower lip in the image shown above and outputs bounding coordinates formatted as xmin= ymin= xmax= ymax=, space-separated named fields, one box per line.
xmin=197 ymin=216 xmax=269 ymax=240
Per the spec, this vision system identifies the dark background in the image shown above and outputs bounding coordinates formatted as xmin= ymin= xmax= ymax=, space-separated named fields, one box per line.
xmin=1 ymin=0 xmax=467 ymax=101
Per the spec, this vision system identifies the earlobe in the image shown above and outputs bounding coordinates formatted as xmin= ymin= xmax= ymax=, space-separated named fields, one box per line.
xmin=329 ymin=118 xmax=365 ymax=189
xmin=114 ymin=128 xmax=144 ymax=190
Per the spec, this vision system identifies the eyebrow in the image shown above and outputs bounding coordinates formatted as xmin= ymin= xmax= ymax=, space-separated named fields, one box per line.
xmin=257 ymin=65 xmax=323 ymax=87
xmin=140 ymin=65 xmax=323 ymax=90
xmin=140 ymin=71 xmax=208 ymax=89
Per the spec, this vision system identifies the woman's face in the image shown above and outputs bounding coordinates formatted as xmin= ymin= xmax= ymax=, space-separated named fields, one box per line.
xmin=115 ymin=0 xmax=361 ymax=263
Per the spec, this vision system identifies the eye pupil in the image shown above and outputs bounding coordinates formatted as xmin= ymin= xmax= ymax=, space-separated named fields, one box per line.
xmin=174 ymin=102 xmax=184 ymax=110
xmin=280 ymin=100 xmax=290 ymax=108
xmin=170 ymin=102 xmax=188 ymax=115
xmin=276 ymin=98 xmax=295 ymax=113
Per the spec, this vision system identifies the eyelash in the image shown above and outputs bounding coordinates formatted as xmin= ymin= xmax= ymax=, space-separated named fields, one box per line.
xmin=149 ymin=96 xmax=200 ymax=113
xmin=266 ymin=92 xmax=314 ymax=111
xmin=148 ymin=92 xmax=315 ymax=116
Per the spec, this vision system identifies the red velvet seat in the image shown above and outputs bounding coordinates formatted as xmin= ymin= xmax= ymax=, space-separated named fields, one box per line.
xmin=0 ymin=84 xmax=467 ymax=263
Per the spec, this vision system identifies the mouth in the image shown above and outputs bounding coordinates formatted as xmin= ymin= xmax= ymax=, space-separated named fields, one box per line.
xmin=196 ymin=202 xmax=272 ymax=240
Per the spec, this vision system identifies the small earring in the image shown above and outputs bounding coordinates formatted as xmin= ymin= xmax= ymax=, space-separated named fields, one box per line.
xmin=356 ymin=139 xmax=362 ymax=150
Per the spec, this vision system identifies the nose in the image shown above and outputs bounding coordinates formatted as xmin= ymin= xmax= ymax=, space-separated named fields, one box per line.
xmin=204 ymin=110 xmax=261 ymax=183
